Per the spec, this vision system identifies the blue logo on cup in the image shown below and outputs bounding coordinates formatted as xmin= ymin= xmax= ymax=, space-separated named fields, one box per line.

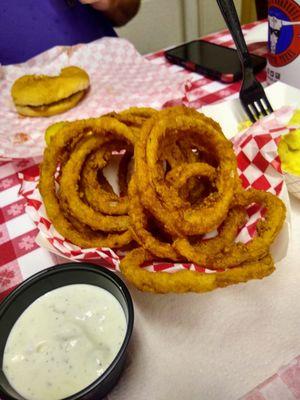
xmin=268 ymin=6 xmax=293 ymax=54
xmin=268 ymin=0 xmax=300 ymax=67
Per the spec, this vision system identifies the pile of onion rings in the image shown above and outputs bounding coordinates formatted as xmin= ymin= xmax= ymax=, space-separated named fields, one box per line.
xmin=39 ymin=107 xmax=156 ymax=249
xmin=39 ymin=106 xmax=286 ymax=293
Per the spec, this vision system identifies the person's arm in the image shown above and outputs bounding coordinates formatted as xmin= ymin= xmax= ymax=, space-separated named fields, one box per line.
xmin=80 ymin=0 xmax=141 ymax=27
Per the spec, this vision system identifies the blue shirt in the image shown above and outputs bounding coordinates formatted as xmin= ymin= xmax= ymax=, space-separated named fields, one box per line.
xmin=0 ymin=0 xmax=117 ymax=65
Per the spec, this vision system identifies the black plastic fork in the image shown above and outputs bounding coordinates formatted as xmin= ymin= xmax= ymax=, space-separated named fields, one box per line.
xmin=216 ymin=0 xmax=273 ymax=122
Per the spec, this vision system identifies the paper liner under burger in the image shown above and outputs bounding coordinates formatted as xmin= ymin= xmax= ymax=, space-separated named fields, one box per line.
xmin=0 ymin=37 xmax=188 ymax=160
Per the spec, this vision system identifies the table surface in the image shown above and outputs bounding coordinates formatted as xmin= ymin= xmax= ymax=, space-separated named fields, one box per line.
xmin=1 ymin=21 xmax=300 ymax=400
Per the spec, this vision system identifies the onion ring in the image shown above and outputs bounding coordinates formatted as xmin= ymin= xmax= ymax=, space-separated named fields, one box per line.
xmin=128 ymin=178 xmax=180 ymax=260
xmin=59 ymin=138 xmax=133 ymax=232
xmin=81 ymin=144 xmax=129 ymax=216
xmin=118 ymin=150 xmax=133 ymax=198
xmin=173 ymin=207 xmax=247 ymax=264
xmin=39 ymin=117 xmax=134 ymax=248
xmin=135 ymin=114 xmax=237 ymax=236
xmin=119 ymin=248 xmax=275 ymax=293
xmin=174 ymin=189 xmax=286 ymax=269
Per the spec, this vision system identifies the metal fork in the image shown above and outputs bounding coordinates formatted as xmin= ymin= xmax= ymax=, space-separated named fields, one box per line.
xmin=216 ymin=0 xmax=273 ymax=122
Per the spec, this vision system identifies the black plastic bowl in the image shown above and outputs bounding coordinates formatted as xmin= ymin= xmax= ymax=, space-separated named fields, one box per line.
xmin=0 ymin=262 xmax=134 ymax=400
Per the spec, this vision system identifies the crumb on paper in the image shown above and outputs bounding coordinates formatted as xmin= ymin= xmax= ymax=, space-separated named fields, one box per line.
xmin=13 ymin=132 xmax=30 ymax=144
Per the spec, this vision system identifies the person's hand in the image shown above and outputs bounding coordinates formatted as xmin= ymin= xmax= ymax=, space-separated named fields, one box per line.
xmin=79 ymin=0 xmax=140 ymax=26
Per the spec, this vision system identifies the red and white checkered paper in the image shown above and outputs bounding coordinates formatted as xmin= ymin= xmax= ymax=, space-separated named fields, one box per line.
xmin=18 ymin=106 xmax=293 ymax=273
xmin=0 ymin=37 xmax=188 ymax=160
xmin=241 ymin=355 xmax=300 ymax=400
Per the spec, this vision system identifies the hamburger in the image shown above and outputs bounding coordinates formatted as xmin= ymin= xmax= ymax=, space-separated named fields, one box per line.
xmin=11 ymin=66 xmax=90 ymax=117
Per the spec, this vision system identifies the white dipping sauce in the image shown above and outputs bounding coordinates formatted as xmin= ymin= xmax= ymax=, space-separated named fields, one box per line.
xmin=3 ymin=284 xmax=127 ymax=400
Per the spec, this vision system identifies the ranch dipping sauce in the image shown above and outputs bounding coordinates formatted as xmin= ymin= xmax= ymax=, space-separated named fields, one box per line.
xmin=3 ymin=284 xmax=127 ymax=400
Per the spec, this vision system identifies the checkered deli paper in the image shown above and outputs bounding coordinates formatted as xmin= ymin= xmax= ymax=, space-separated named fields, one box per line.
xmin=18 ymin=106 xmax=293 ymax=272
xmin=0 ymin=37 xmax=188 ymax=160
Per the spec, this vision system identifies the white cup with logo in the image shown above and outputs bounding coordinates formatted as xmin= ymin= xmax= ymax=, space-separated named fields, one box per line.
xmin=267 ymin=0 xmax=300 ymax=88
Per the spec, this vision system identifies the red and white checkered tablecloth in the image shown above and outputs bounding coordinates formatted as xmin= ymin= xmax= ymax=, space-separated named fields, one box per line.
xmin=1 ymin=21 xmax=300 ymax=400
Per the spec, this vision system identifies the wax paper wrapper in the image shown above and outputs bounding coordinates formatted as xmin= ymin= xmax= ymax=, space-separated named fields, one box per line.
xmin=0 ymin=37 xmax=187 ymax=160
xmin=18 ymin=106 xmax=293 ymax=273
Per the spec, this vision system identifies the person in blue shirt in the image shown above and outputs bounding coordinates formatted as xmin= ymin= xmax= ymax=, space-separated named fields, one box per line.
xmin=0 ymin=0 xmax=141 ymax=65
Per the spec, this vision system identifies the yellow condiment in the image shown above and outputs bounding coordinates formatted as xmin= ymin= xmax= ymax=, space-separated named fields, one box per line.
xmin=237 ymin=119 xmax=252 ymax=132
xmin=278 ymin=130 xmax=300 ymax=176
xmin=278 ymin=109 xmax=300 ymax=176
xmin=288 ymin=109 xmax=300 ymax=126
